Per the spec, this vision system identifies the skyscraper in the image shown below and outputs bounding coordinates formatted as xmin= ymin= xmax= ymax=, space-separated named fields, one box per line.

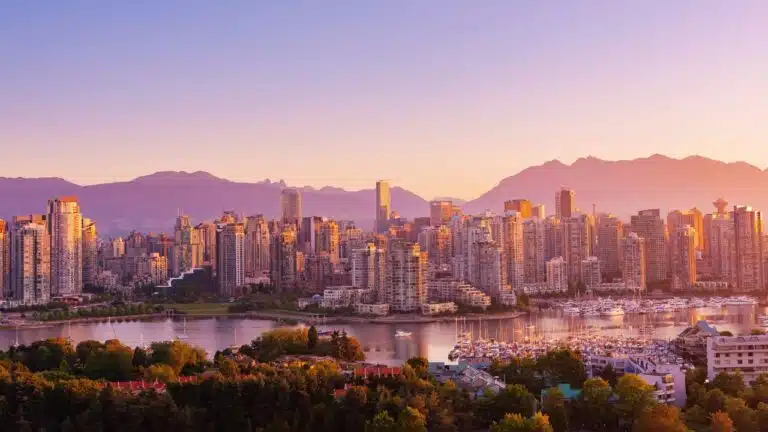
xmin=280 ymin=188 xmax=302 ymax=226
xmin=0 ymin=220 xmax=8 ymax=297
xmin=502 ymin=212 xmax=525 ymax=289
xmin=531 ymin=204 xmax=546 ymax=220
xmin=244 ymin=215 xmax=271 ymax=277
xmin=580 ymin=256 xmax=601 ymax=288
xmin=546 ymin=257 xmax=568 ymax=293
xmin=317 ymin=219 xmax=341 ymax=265
xmin=544 ymin=216 xmax=564 ymax=262
xmin=597 ymin=214 xmax=623 ymax=279
xmin=708 ymin=212 xmax=733 ymax=280
xmin=376 ymin=180 xmax=391 ymax=234
xmin=81 ymin=218 xmax=98 ymax=287
xmin=472 ymin=241 xmax=507 ymax=298
xmin=270 ymin=225 xmax=298 ymax=292
xmin=732 ymin=206 xmax=764 ymax=292
xmin=523 ymin=218 xmax=546 ymax=283
xmin=555 ymin=188 xmax=575 ymax=218
xmin=299 ymin=216 xmax=324 ymax=254
xmin=672 ymin=225 xmax=697 ymax=289
xmin=351 ymin=242 xmax=386 ymax=300
xmin=630 ymin=209 xmax=667 ymax=283
xmin=384 ymin=240 xmax=427 ymax=312
xmin=216 ymin=223 xmax=245 ymax=297
xmin=563 ymin=214 xmax=595 ymax=283
xmin=430 ymin=200 xmax=453 ymax=226
xmin=48 ymin=197 xmax=83 ymax=296
xmin=11 ymin=222 xmax=50 ymax=304
xmin=172 ymin=215 xmax=201 ymax=276
xmin=419 ymin=225 xmax=452 ymax=267
xmin=504 ymin=199 xmax=532 ymax=219
xmin=196 ymin=222 xmax=217 ymax=267
xmin=621 ymin=232 xmax=646 ymax=290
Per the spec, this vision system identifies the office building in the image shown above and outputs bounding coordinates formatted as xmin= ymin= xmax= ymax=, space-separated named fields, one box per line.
xmin=216 ymin=223 xmax=245 ymax=297
xmin=732 ymin=206 xmax=765 ymax=292
xmin=523 ymin=218 xmax=546 ymax=284
xmin=384 ymin=240 xmax=427 ymax=312
xmin=270 ymin=225 xmax=298 ymax=292
xmin=672 ymin=225 xmax=697 ymax=289
xmin=299 ymin=216 xmax=324 ymax=254
xmin=668 ymin=208 xmax=705 ymax=252
xmin=280 ymin=188 xmax=302 ymax=226
xmin=48 ymin=197 xmax=83 ymax=296
xmin=581 ymin=256 xmax=601 ymax=288
xmin=244 ymin=215 xmax=271 ymax=277
xmin=430 ymin=200 xmax=453 ymax=226
xmin=555 ymin=188 xmax=575 ymax=218
xmin=630 ymin=209 xmax=667 ymax=283
xmin=597 ymin=215 xmax=623 ymax=279
xmin=11 ymin=222 xmax=50 ymax=304
xmin=504 ymin=199 xmax=532 ymax=219
xmin=375 ymin=180 xmax=391 ymax=234
xmin=82 ymin=218 xmax=98 ymax=287
xmin=621 ymin=233 xmax=646 ymax=290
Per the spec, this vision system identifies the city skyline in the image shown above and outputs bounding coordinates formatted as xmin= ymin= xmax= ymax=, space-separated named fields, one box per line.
xmin=3 ymin=2 xmax=768 ymax=199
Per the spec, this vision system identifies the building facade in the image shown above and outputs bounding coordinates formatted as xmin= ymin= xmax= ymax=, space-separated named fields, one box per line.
xmin=375 ymin=180 xmax=391 ymax=234
xmin=216 ymin=223 xmax=245 ymax=297
xmin=48 ymin=197 xmax=83 ymax=296
xmin=11 ymin=222 xmax=51 ymax=304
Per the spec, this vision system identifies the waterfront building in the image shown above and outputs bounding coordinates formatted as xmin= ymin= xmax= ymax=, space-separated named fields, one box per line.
xmin=375 ymin=180 xmax=391 ymax=234
xmin=244 ymin=215 xmax=270 ymax=277
xmin=707 ymin=334 xmax=768 ymax=385
xmin=351 ymin=242 xmax=386 ymax=298
xmin=430 ymin=200 xmax=453 ymax=226
xmin=523 ymin=218 xmax=546 ymax=284
xmin=280 ymin=188 xmax=302 ymax=226
xmin=502 ymin=212 xmax=524 ymax=290
xmin=732 ymin=205 xmax=765 ymax=292
xmin=353 ymin=302 xmax=390 ymax=316
xmin=621 ymin=233 xmax=647 ymax=290
xmin=630 ymin=209 xmax=667 ymax=283
xmin=672 ymin=225 xmax=697 ymax=290
xmin=11 ymin=222 xmax=50 ymax=304
xmin=580 ymin=256 xmax=601 ymax=288
xmin=563 ymin=213 xmax=595 ymax=284
xmin=0 ymin=220 xmax=8 ymax=297
xmin=555 ymin=188 xmax=575 ymax=218
xmin=421 ymin=302 xmax=458 ymax=316
xmin=216 ymin=223 xmax=245 ymax=297
xmin=546 ymin=257 xmax=568 ymax=293
xmin=674 ymin=321 xmax=719 ymax=366
xmin=48 ymin=196 xmax=83 ymax=296
xmin=428 ymin=278 xmax=492 ymax=309
xmin=320 ymin=285 xmax=375 ymax=309
xmin=504 ymin=199 xmax=532 ymax=219
xmin=597 ymin=214 xmax=623 ymax=280
xmin=270 ymin=225 xmax=299 ymax=292
xmin=82 ymin=218 xmax=98 ymax=287
xmin=384 ymin=240 xmax=427 ymax=312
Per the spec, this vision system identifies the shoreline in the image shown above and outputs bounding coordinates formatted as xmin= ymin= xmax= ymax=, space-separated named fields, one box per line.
xmin=2 ymin=309 xmax=528 ymax=329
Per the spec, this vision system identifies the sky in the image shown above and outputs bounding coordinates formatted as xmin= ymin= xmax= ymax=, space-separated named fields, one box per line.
xmin=2 ymin=1 xmax=767 ymax=200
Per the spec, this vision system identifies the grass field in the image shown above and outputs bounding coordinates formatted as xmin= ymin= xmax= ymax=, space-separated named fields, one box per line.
xmin=164 ymin=303 xmax=231 ymax=316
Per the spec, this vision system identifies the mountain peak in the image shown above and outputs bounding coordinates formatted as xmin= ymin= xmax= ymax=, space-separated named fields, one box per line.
xmin=132 ymin=171 xmax=224 ymax=183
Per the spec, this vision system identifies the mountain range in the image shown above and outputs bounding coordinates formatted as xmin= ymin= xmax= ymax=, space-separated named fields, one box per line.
xmin=2 ymin=154 xmax=768 ymax=235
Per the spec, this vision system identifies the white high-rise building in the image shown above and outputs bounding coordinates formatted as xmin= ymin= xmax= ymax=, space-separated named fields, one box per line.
xmin=502 ymin=212 xmax=525 ymax=289
xmin=11 ymin=222 xmax=50 ymax=304
xmin=48 ymin=197 xmax=83 ymax=296
xmin=384 ymin=241 xmax=427 ymax=312
xmin=217 ymin=223 xmax=245 ymax=297
xmin=621 ymin=232 xmax=647 ymax=290
xmin=351 ymin=242 xmax=386 ymax=300
xmin=523 ymin=218 xmax=546 ymax=284
xmin=580 ymin=256 xmax=601 ymax=288
xmin=244 ymin=215 xmax=271 ymax=277
xmin=546 ymin=257 xmax=568 ymax=293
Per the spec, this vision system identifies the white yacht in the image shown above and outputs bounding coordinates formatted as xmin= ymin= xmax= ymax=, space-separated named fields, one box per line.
xmin=395 ymin=330 xmax=412 ymax=338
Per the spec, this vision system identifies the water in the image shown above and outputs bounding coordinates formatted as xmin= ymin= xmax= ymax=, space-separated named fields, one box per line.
xmin=0 ymin=305 xmax=764 ymax=364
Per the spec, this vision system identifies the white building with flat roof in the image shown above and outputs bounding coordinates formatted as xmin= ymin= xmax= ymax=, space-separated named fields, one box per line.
xmin=707 ymin=334 xmax=768 ymax=385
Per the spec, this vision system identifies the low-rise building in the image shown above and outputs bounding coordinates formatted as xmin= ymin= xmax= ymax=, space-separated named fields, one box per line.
xmin=691 ymin=280 xmax=729 ymax=291
xmin=421 ymin=302 xmax=458 ymax=316
xmin=320 ymin=285 xmax=375 ymax=309
xmin=674 ymin=321 xmax=719 ymax=365
xmin=707 ymin=334 xmax=768 ymax=385
xmin=353 ymin=303 xmax=390 ymax=316
xmin=428 ymin=279 xmax=492 ymax=309
xmin=499 ymin=291 xmax=517 ymax=306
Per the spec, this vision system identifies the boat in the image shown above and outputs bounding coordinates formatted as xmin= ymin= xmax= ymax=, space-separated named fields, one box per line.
xmin=176 ymin=317 xmax=189 ymax=340
xmin=395 ymin=330 xmax=412 ymax=338
xmin=600 ymin=306 xmax=625 ymax=316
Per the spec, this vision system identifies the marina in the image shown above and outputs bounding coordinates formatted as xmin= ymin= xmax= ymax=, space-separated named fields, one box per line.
xmin=553 ymin=295 xmax=757 ymax=317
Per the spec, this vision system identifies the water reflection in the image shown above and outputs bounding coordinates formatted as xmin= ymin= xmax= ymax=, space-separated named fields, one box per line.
xmin=0 ymin=305 xmax=764 ymax=364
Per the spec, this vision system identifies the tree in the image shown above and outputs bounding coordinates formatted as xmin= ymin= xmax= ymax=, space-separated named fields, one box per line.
xmin=132 ymin=347 xmax=148 ymax=368
xmin=368 ymin=411 xmax=396 ymax=432
xmin=724 ymin=396 xmax=757 ymax=432
xmin=397 ymin=406 xmax=427 ymax=432
xmin=219 ymin=358 xmax=239 ymax=379
xmin=683 ymin=405 xmax=709 ymax=431
xmin=713 ymin=372 xmax=746 ymax=397
xmin=83 ymin=340 xmax=133 ymax=381
xmin=719 ymin=331 xmax=734 ymax=336
xmin=711 ymin=411 xmax=734 ymax=432
xmin=528 ymin=412 xmax=554 ymax=432
xmin=491 ymin=413 xmax=528 ymax=432
xmin=633 ymin=404 xmax=686 ymax=432
xmin=149 ymin=340 xmax=206 ymax=375
xmin=599 ymin=364 xmax=619 ymax=387
xmin=615 ymin=374 xmax=656 ymax=425
xmin=705 ymin=389 xmax=728 ymax=414
xmin=577 ymin=377 xmax=614 ymax=431
xmin=144 ymin=363 xmax=176 ymax=382
xmin=308 ymin=325 xmax=319 ymax=350
xmin=542 ymin=387 xmax=568 ymax=432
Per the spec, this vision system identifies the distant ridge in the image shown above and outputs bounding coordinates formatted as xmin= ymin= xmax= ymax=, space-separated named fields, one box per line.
xmin=2 ymin=154 xmax=768 ymax=234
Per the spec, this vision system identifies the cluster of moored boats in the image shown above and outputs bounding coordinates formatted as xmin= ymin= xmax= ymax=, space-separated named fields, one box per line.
xmin=557 ymin=296 xmax=756 ymax=317
xmin=448 ymin=333 xmax=684 ymax=365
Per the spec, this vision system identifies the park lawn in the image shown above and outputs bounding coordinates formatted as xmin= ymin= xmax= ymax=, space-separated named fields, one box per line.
xmin=164 ymin=303 xmax=231 ymax=316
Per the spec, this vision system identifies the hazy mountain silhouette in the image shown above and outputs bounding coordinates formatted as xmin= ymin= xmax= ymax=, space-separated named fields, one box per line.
xmin=463 ymin=154 xmax=768 ymax=218
xmin=3 ymin=154 xmax=768 ymax=235
xmin=0 ymin=172 xmax=430 ymax=235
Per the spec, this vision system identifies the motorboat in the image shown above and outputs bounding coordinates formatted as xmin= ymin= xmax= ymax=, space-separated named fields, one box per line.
xmin=395 ymin=330 xmax=412 ymax=338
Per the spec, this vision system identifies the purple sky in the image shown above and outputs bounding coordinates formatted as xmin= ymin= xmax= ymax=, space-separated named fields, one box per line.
xmin=2 ymin=1 xmax=767 ymax=200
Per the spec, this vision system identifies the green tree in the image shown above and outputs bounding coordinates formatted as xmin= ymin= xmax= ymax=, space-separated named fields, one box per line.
xmin=149 ymin=340 xmax=206 ymax=375
xmin=713 ymin=371 xmax=746 ymax=397
xmin=308 ymin=325 xmax=319 ymax=350
xmin=542 ymin=387 xmax=568 ymax=432
xmin=683 ymin=405 xmax=709 ymax=431
xmin=724 ymin=396 xmax=757 ymax=432
xmin=397 ymin=406 xmax=427 ymax=432
xmin=577 ymin=377 xmax=614 ymax=431
xmin=633 ymin=404 xmax=686 ymax=432
xmin=219 ymin=358 xmax=239 ymax=379
xmin=132 ymin=347 xmax=148 ymax=368
xmin=491 ymin=413 xmax=528 ymax=432
xmin=368 ymin=411 xmax=396 ymax=432
xmin=144 ymin=363 xmax=176 ymax=382
xmin=615 ymin=374 xmax=656 ymax=425
xmin=83 ymin=340 xmax=133 ymax=381
xmin=599 ymin=364 xmax=619 ymax=387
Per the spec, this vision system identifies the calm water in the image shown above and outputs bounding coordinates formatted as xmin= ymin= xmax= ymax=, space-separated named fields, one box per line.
xmin=1 ymin=305 xmax=764 ymax=365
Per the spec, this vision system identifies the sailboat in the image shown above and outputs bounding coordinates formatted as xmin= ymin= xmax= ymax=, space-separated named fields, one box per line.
xmin=12 ymin=325 xmax=19 ymax=348
xmin=176 ymin=317 xmax=189 ymax=340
